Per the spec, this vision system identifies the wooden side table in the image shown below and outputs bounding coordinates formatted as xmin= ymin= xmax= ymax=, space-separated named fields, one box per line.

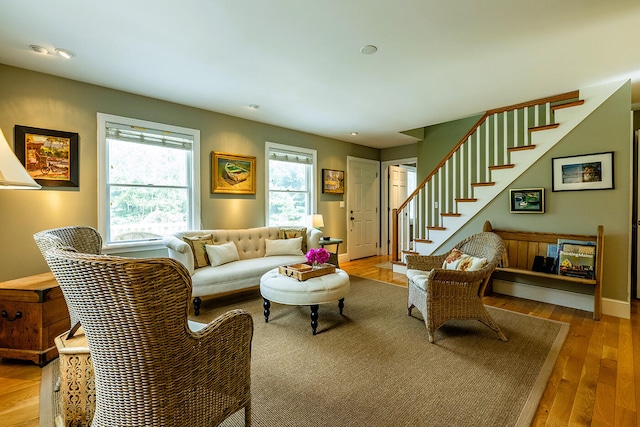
xmin=0 ymin=272 xmax=70 ymax=366
xmin=54 ymin=329 xmax=94 ymax=427
xmin=318 ymin=238 xmax=343 ymax=267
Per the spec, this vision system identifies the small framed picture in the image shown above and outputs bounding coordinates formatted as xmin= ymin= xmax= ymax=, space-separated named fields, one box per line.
xmin=322 ymin=169 xmax=344 ymax=194
xmin=14 ymin=125 xmax=79 ymax=187
xmin=552 ymin=151 xmax=614 ymax=192
xmin=509 ymin=188 xmax=545 ymax=213
xmin=212 ymin=152 xmax=256 ymax=195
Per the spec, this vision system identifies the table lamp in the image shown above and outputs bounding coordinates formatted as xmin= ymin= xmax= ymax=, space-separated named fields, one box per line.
xmin=0 ymin=128 xmax=41 ymax=189
xmin=309 ymin=214 xmax=330 ymax=240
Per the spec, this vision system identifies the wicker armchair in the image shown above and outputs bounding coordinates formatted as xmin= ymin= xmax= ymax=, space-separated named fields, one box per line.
xmin=42 ymin=247 xmax=254 ymax=427
xmin=406 ymin=231 xmax=507 ymax=343
xmin=33 ymin=226 xmax=103 ymax=338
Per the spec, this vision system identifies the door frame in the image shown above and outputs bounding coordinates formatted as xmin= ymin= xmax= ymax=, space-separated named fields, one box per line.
xmin=381 ymin=157 xmax=417 ymax=256
xmin=346 ymin=156 xmax=380 ymax=261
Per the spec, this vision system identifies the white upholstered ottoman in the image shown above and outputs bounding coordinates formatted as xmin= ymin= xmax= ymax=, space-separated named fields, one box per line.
xmin=260 ymin=268 xmax=350 ymax=335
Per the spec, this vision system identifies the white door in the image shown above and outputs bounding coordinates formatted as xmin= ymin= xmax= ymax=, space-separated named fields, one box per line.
xmin=636 ymin=130 xmax=640 ymax=298
xmin=388 ymin=165 xmax=408 ymax=253
xmin=347 ymin=157 xmax=379 ymax=260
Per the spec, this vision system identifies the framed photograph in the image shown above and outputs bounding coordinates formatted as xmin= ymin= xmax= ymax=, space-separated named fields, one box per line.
xmin=322 ymin=169 xmax=344 ymax=194
xmin=552 ymin=152 xmax=614 ymax=192
xmin=14 ymin=125 xmax=79 ymax=187
xmin=212 ymin=152 xmax=256 ymax=194
xmin=509 ymin=188 xmax=545 ymax=213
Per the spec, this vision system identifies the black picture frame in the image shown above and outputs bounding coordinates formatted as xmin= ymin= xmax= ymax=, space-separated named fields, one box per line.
xmin=509 ymin=188 xmax=545 ymax=213
xmin=322 ymin=169 xmax=344 ymax=194
xmin=551 ymin=151 xmax=614 ymax=192
xmin=14 ymin=125 xmax=79 ymax=187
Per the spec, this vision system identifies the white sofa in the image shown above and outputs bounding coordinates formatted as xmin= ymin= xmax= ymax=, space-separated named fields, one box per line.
xmin=163 ymin=226 xmax=322 ymax=315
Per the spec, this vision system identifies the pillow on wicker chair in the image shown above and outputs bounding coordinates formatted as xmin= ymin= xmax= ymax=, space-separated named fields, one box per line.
xmin=442 ymin=248 xmax=487 ymax=271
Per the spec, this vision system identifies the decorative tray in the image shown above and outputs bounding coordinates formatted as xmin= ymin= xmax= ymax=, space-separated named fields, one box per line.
xmin=278 ymin=263 xmax=336 ymax=281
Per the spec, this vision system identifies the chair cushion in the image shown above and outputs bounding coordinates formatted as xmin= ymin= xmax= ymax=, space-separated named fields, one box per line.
xmin=205 ymin=242 xmax=240 ymax=267
xmin=183 ymin=234 xmax=214 ymax=268
xmin=407 ymin=270 xmax=430 ymax=291
xmin=265 ymin=237 xmax=304 ymax=256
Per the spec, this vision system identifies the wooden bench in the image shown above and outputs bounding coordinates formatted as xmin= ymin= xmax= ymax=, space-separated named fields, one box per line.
xmin=483 ymin=220 xmax=603 ymax=320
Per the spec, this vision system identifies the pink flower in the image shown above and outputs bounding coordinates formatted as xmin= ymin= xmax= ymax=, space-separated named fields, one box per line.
xmin=306 ymin=248 xmax=330 ymax=265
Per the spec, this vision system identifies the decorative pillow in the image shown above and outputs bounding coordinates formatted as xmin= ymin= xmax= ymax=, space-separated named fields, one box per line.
xmin=442 ymin=248 xmax=465 ymax=270
xmin=205 ymin=242 xmax=240 ymax=267
xmin=456 ymin=255 xmax=487 ymax=271
xmin=279 ymin=227 xmax=307 ymax=252
xmin=265 ymin=236 xmax=304 ymax=256
xmin=443 ymin=248 xmax=487 ymax=271
xmin=183 ymin=234 xmax=213 ymax=268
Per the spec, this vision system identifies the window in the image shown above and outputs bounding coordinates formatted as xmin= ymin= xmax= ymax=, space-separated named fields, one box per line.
xmin=266 ymin=142 xmax=316 ymax=226
xmin=98 ymin=113 xmax=200 ymax=251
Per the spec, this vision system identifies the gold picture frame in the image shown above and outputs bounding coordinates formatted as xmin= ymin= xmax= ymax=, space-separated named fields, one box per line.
xmin=212 ymin=152 xmax=256 ymax=194
xmin=322 ymin=169 xmax=344 ymax=194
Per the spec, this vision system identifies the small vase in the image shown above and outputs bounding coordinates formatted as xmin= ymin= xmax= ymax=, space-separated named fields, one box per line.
xmin=312 ymin=262 xmax=321 ymax=270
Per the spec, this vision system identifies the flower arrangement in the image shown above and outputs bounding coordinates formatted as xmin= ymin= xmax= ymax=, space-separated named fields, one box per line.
xmin=306 ymin=247 xmax=330 ymax=267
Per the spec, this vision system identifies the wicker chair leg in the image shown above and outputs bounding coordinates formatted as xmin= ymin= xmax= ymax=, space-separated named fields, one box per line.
xmin=245 ymin=401 xmax=251 ymax=427
xmin=408 ymin=304 xmax=414 ymax=316
xmin=427 ymin=330 xmax=435 ymax=343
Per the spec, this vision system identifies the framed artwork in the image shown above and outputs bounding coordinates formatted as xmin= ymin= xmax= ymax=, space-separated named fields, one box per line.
xmin=509 ymin=188 xmax=545 ymax=213
xmin=212 ymin=152 xmax=256 ymax=194
xmin=552 ymin=152 xmax=614 ymax=192
xmin=322 ymin=169 xmax=344 ymax=194
xmin=14 ymin=125 xmax=79 ymax=187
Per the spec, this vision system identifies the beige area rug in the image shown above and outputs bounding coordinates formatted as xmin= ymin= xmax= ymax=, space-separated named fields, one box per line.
xmin=40 ymin=276 xmax=568 ymax=427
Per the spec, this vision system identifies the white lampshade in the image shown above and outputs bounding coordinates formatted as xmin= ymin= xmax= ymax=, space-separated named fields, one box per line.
xmin=309 ymin=214 xmax=324 ymax=228
xmin=0 ymin=128 xmax=41 ymax=189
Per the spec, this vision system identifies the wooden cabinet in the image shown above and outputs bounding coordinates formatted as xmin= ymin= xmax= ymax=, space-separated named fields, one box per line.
xmin=0 ymin=272 xmax=70 ymax=365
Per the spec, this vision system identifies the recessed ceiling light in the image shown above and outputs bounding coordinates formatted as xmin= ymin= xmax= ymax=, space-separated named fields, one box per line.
xmin=248 ymin=104 xmax=260 ymax=110
xmin=29 ymin=45 xmax=49 ymax=54
xmin=351 ymin=132 xmax=359 ymax=136
xmin=360 ymin=45 xmax=377 ymax=55
xmin=55 ymin=48 xmax=75 ymax=59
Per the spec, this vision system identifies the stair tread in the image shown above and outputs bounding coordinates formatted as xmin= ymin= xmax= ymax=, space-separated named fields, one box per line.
xmin=508 ymin=145 xmax=537 ymax=152
xmin=441 ymin=213 xmax=462 ymax=217
xmin=551 ymin=99 xmax=584 ymax=110
xmin=456 ymin=198 xmax=478 ymax=202
xmin=530 ymin=123 xmax=559 ymax=132
xmin=489 ymin=164 xmax=515 ymax=170
xmin=471 ymin=182 xmax=495 ymax=187
xmin=427 ymin=226 xmax=446 ymax=230
xmin=414 ymin=239 xmax=432 ymax=243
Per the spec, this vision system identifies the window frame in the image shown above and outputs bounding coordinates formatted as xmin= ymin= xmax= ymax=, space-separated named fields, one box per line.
xmin=265 ymin=142 xmax=317 ymax=227
xmin=97 ymin=113 xmax=201 ymax=253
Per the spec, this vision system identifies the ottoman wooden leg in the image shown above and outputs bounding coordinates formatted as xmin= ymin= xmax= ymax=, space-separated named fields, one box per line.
xmin=310 ymin=304 xmax=319 ymax=335
xmin=338 ymin=298 xmax=345 ymax=315
xmin=263 ymin=298 xmax=271 ymax=323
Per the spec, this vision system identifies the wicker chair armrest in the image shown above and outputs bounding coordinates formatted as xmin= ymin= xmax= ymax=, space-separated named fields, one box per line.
xmin=406 ymin=254 xmax=447 ymax=271
xmin=188 ymin=309 xmax=254 ymax=391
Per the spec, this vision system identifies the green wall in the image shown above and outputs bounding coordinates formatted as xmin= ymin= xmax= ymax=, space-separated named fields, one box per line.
xmin=424 ymin=82 xmax=632 ymax=303
xmin=0 ymin=64 xmax=381 ymax=281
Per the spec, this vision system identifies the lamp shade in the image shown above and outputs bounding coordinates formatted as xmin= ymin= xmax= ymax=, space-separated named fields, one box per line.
xmin=310 ymin=214 xmax=324 ymax=228
xmin=0 ymin=128 xmax=41 ymax=189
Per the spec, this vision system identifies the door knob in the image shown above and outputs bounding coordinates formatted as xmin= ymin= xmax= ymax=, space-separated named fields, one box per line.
xmin=350 ymin=216 xmax=355 ymax=221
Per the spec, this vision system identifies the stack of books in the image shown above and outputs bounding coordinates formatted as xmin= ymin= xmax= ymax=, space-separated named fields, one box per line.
xmin=555 ymin=239 xmax=596 ymax=279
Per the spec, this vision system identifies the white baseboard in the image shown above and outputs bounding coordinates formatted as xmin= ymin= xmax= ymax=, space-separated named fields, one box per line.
xmin=493 ymin=279 xmax=630 ymax=319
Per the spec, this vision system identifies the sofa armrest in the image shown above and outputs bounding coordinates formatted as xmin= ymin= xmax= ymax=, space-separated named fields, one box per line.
xmin=307 ymin=228 xmax=322 ymax=249
xmin=162 ymin=235 xmax=195 ymax=275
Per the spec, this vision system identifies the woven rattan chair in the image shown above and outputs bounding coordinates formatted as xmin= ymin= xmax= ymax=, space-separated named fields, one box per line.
xmin=406 ymin=231 xmax=507 ymax=343
xmin=43 ymin=247 xmax=254 ymax=427
xmin=33 ymin=226 xmax=103 ymax=338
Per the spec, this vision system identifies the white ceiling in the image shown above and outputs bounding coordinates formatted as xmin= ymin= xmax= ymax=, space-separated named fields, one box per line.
xmin=1 ymin=0 xmax=639 ymax=149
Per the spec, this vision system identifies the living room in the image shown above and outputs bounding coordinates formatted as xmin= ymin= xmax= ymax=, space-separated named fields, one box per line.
xmin=1 ymin=1 xmax=640 ymax=426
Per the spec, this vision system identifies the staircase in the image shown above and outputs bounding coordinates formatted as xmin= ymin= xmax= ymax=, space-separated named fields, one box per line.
xmin=391 ymin=80 xmax=626 ymax=272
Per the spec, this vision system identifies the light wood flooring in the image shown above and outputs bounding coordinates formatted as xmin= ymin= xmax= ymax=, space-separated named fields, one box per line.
xmin=1 ymin=255 xmax=638 ymax=426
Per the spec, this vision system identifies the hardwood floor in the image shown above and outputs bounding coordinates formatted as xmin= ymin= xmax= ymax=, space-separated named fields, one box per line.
xmin=1 ymin=255 xmax=637 ymax=426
